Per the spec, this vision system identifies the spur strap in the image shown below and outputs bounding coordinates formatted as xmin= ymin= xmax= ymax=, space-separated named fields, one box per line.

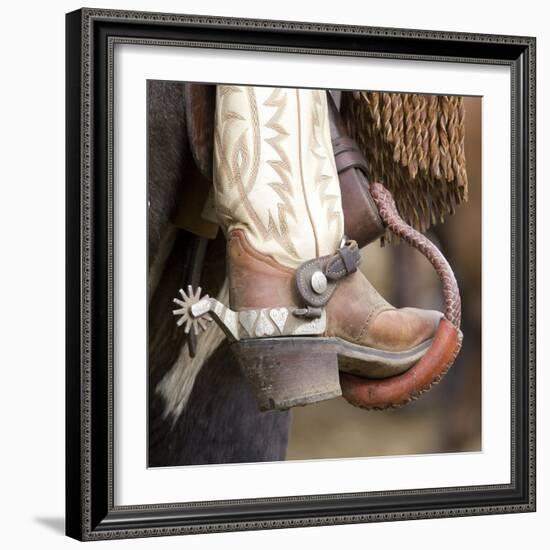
xmin=294 ymin=240 xmax=361 ymax=309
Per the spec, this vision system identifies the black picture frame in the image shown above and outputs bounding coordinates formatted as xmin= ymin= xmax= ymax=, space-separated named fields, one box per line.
xmin=65 ymin=7 xmax=536 ymax=541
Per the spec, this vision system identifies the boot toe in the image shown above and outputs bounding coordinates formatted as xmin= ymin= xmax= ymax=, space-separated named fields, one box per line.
xmin=367 ymin=307 xmax=443 ymax=352
xmin=335 ymin=307 xmax=443 ymax=380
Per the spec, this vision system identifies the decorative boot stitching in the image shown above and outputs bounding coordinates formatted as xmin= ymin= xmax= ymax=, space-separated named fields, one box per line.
xmin=357 ymin=303 xmax=394 ymax=344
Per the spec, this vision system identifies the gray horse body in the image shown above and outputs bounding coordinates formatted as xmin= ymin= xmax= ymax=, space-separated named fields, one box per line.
xmin=147 ymin=80 xmax=290 ymax=467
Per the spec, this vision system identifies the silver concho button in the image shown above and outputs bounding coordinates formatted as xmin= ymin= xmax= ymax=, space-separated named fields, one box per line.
xmin=311 ymin=271 xmax=328 ymax=294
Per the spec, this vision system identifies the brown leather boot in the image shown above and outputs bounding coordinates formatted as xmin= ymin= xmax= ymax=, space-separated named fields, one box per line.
xmin=227 ymin=229 xmax=441 ymax=377
xmin=173 ymin=85 xmax=461 ymax=411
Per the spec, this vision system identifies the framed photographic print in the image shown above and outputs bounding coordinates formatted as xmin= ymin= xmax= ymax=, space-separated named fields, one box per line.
xmin=65 ymin=8 xmax=536 ymax=541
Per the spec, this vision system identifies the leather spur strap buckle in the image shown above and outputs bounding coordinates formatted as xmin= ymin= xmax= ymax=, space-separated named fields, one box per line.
xmin=294 ymin=239 xmax=361 ymax=312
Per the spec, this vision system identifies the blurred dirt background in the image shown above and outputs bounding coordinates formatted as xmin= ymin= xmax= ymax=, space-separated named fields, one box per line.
xmin=286 ymin=96 xmax=482 ymax=460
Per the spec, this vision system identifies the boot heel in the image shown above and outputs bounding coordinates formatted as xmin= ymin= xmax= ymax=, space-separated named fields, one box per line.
xmin=231 ymin=337 xmax=341 ymax=411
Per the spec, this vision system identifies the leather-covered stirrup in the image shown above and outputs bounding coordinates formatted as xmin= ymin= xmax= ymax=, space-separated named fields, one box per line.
xmin=327 ymin=91 xmax=463 ymax=410
xmin=340 ymin=182 xmax=463 ymax=410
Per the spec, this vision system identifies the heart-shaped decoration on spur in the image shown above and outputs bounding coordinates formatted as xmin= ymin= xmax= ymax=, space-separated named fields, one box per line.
xmin=255 ymin=310 xmax=275 ymax=337
xmin=239 ymin=310 xmax=258 ymax=337
xmin=269 ymin=307 xmax=289 ymax=333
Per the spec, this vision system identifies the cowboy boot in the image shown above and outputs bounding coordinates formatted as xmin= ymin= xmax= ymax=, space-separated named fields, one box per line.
xmin=174 ymin=85 xmax=457 ymax=411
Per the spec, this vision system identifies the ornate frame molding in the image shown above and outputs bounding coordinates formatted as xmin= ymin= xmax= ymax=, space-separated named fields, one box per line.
xmin=66 ymin=8 xmax=536 ymax=540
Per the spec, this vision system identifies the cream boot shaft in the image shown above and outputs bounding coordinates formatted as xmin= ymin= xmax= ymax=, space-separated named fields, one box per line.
xmin=213 ymin=85 xmax=344 ymax=269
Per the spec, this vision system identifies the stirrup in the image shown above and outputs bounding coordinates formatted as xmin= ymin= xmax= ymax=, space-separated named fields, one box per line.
xmin=339 ymin=182 xmax=462 ymax=410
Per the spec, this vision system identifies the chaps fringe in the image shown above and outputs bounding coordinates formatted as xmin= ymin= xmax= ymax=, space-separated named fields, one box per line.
xmin=340 ymin=91 xmax=469 ymax=239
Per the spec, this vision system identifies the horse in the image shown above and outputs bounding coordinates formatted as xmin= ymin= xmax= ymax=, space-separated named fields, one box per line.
xmin=147 ymin=80 xmax=290 ymax=467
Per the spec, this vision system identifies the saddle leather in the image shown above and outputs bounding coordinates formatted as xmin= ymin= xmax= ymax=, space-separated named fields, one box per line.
xmin=184 ymin=83 xmax=216 ymax=182
xmin=326 ymin=94 xmax=385 ymax=248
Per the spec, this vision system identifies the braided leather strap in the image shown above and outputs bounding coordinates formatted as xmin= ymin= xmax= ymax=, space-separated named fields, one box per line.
xmin=369 ymin=182 xmax=461 ymax=329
